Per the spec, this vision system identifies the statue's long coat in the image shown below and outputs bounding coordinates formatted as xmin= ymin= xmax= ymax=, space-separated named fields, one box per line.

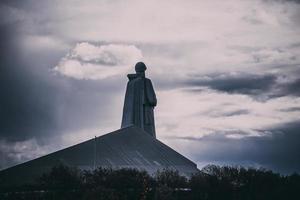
xmin=121 ymin=75 xmax=157 ymax=137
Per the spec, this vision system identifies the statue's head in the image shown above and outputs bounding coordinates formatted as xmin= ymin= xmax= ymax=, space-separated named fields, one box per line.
xmin=135 ymin=62 xmax=147 ymax=73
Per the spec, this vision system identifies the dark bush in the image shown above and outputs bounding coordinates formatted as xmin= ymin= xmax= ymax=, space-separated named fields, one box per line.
xmin=155 ymin=169 xmax=187 ymax=188
xmin=83 ymin=168 xmax=154 ymax=200
xmin=39 ymin=164 xmax=82 ymax=190
xmin=1 ymin=164 xmax=300 ymax=200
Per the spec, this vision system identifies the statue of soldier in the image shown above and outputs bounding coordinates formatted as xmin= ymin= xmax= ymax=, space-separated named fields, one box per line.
xmin=121 ymin=62 xmax=157 ymax=138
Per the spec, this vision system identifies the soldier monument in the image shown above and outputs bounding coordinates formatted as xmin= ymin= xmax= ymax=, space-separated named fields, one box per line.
xmin=121 ymin=62 xmax=157 ymax=137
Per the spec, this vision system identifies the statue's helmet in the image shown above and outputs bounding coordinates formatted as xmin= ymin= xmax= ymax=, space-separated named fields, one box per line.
xmin=135 ymin=62 xmax=147 ymax=73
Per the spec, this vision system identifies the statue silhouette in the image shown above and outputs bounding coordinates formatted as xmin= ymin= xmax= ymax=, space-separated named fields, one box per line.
xmin=121 ymin=62 xmax=157 ymax=137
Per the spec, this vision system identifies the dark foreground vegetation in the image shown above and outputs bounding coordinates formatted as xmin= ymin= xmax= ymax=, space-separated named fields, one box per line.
xmin=0 ymin=165 xmax=299 ymax=200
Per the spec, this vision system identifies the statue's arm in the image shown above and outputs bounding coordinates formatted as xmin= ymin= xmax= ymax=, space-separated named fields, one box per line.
xmin=127 ymin=74 xmax=138 ymax=80
xmin=145 ymin=79 xmax=157 ymax=106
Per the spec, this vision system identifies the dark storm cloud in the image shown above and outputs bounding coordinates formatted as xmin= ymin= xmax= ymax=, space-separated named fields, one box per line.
xmin=0 ymin=22 xmax=124 ymax=142
xmin=279 ymin=107 xmax=300 ymax=112
xmin=186 ymin=73 xmax=276 ymax=95
xmin=0 ymin=23 xmax=57 ymax=141
xmin=0 ymin=58 xmax=123 ymax=169
xmin=283 ymin=0 xmax=300 ymax=3
xmin=185 ymin=72 xmax=300 ymax=100
xmin=0 ymin=61 xmax=123 ymax=142
xmin=0 ymin=13 xmax=68 ymax=141
xmin=0 ymin=0 xmax=128 ymax=170
xmin=213 ymin=109 xmax=251 ymax=117
xmin=279 ymin=78 xmax=300 ymax=96
xmin=171 ymin=120 xmax=300 ymax=174
xmin=198 ymin=108 xmax=251 ymax=118
xmin=222 ymin=109 xmax=250 ymax=116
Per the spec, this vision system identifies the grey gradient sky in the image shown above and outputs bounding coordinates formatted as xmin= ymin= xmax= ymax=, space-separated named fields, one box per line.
xmin=0 ymin=0 xmax=300 ymax=174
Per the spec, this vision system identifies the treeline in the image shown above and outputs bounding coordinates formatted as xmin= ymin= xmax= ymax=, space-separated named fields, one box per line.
xmin=0 ymin=164 xmax=299 ymax=200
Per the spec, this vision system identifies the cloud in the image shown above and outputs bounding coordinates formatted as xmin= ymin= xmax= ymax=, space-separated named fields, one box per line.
xmin=280 ymin=107 xmax=300 ymax=112
xmin=184 ymin=72 xmax=300 ymax=100
xmin=0 ymin=4 xmax=25 ymax=25
xmin=0 ymin=138 xmax=63 ymax=170
xmin=54 ymin=43 xmax=143 ymax=80
xmin=186 ymin=73 xmax=276 ymax=96
xmin=208 ymin=109 xmax=250 ymax=117
xmin=167 ymin=120 xmax=300 ymax=174
xmin=156 ymin=87 xmax=300 ymax=140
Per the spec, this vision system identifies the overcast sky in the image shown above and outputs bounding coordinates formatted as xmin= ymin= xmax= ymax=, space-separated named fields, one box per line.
xmin=1 ymin=0 xmax=300 ymax=174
